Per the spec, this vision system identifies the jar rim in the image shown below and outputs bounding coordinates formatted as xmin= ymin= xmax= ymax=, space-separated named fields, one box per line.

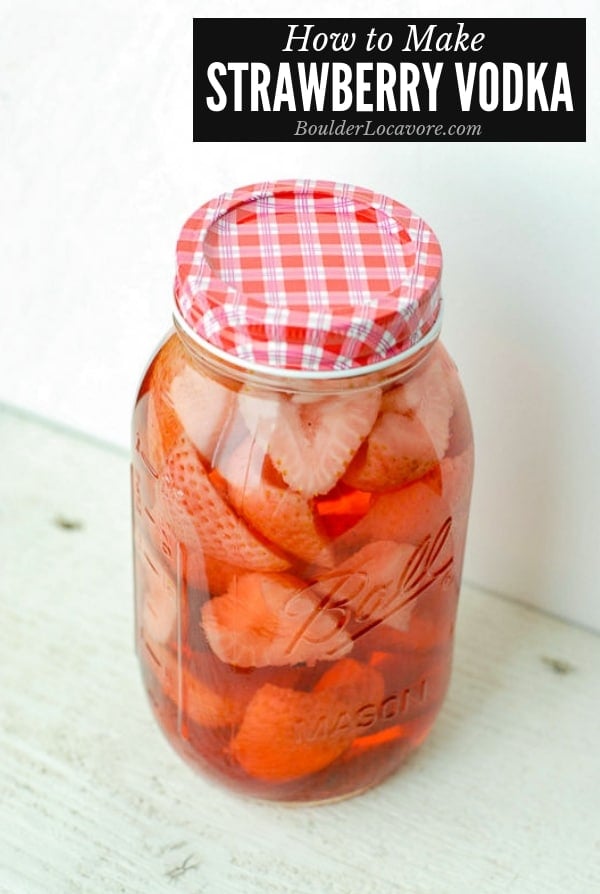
xmin=173 ymin=304 xmax=443 ymax=386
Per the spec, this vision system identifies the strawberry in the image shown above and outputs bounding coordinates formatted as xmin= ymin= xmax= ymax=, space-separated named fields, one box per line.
xmin=135 ymin=538 xmax=178 ymax=644
xmin=131 ymin=394 xmax=167 ymax=512
xmin=429 ymin=343 xmax=471 ymax=457
xmin=447 ymin=393 xmax=473 ymax=458
xmin=144 ymin=391 xmax=172 ymax=478
xmin=201 ymin=572 xmax=352 ymax=668
xmin=146 ymin=642 xmax=246 ymax=728
xmin=384 ymin=569 xmax=459 ymax=643
xmin=231 ymin=683 xmax=353 ymax=781
xmin=441 ymin=448 xmax=474 ymax=513
xmin=142 ymin=332 xmax=239 ymax=473
xmin=267 ymin=389 xmax=381 ymax=497
xmin=142 ymin=501 xmax=247 ymax=594
xmin=168 ymin=364 xmax=237 ymax=464
xmin=314 ymin=658 xmax=385 ymax=704
xmin=439 ymin=448 xmax=474 ymax=575
xmin=333 ymin=464 xmax=449 ymax=556
xmin=188 ymin=648 xmax=305 ymax=702
xmin=237 ymin=387 xmax=282 ymax=448
xmin=382 ymin=346 xmax=452 ymax=456
xmin=344 ymin=348 xmax=452 ymax=493
xmin=200 ymin=554 xmax=248 ymax=596
xmin=231 ymin=660 xmax=384 ymax=782
xmin=155 ymin=434 xmax=290 ymax=576
xmin=316 ymin=541 xmax=424 ymax=634
xmin=343 ymin=411 xmax=439 ymax=492
xmin=222 ymin=438 xmax=334 ymax=567
xmin=144 ymin=334 xmax=187 ymax=474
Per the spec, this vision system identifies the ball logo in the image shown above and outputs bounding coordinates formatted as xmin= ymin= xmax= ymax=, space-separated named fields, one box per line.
xmin=283 ymin=518 xmax=454 ymax=658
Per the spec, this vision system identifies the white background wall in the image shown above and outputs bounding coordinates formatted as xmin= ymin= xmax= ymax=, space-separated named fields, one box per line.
xmin=1 ymin=0 xmax=599 ymax=631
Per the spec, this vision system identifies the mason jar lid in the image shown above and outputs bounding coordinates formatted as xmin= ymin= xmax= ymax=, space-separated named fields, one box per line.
xmin=173 ymin=179 xmax=442 ymax=376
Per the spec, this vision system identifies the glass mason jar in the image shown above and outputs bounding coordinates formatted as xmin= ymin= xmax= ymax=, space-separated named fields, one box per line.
xmin=131 ymin=180 xmax=474 ymax=803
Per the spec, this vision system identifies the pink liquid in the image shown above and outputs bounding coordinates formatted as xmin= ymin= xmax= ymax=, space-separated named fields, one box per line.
xmin=132 ymin=335 xmax=473 ymax=802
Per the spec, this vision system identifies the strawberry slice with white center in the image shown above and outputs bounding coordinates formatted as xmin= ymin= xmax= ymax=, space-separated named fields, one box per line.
xmin=267 ymin=389 xmax=381 ymax=498
xmin=201 ymin=572 xmax=352 ymax=668
xmin=168 ymin=365 xmax=236 ymax=464
xmin=382 ymin=347 xmax=452 ymax=457
xmin=156 ymin=434 xmax=289 ymax=573
xmin=222 ymin=438 xmax=334 ymax=567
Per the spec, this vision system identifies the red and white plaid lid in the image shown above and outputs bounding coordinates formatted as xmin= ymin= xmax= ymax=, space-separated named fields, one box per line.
xmin=174 ymin=179 xmax=442 ymax=374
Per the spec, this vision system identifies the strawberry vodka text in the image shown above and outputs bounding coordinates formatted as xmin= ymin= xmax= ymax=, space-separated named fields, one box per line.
xmin=132 ymin=333 xmax=473 ymax=802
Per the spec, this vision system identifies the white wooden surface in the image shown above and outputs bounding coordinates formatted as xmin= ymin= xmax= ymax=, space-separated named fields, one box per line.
xmin=0 ymin=403 xmax=599 ymax=893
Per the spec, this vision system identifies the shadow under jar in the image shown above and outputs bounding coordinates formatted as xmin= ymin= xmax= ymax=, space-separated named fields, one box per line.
xmin=131 ymin=180 xmax=474 ymax=803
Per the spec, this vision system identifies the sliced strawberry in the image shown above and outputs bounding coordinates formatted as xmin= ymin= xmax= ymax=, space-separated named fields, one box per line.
xmin=223 ymin=438 xmax=334 ymax=567
xmin=145 ymin=334 xmax=187 ymax=474
xmin=144 ymin=391 xmax=170 ymax=477
xmin=316 ymin=541 xmax=427 ymax=634
xmin=439 ymin=448 xmax=474 ymax=575
xmin=155 ymin=434 xmax=290 ymax=575
xmin=441 ymin=448 xmax=474 ymax=513
xmin=344 ymin=348 xmax=452 ymax=493
xmin=431 ymin=345 xmax=473 ymax=459
xmin=142 ymin=502 xmax=248 ymax=595
xmin=382 ymin=346 xmax=452 ymax=457
xmin=131 ymin=394 xmax=166 ymax=511
xmin=314 ymin=658 xmax=385 ymax=705
xmin=447 ymin=392 xmax=473 ymax=458
xmin=384 ymin=568 xmax=459 ymax=642
xmin=188 ymin=648 xmax=305 ymax=701
xmin=201 ymin=572 xmax=352 ymax=668
xmin=267 ymin=389 xmax=381 ymax=498
xmin=343 ymin=411 xmax=439 ymax=492
xmin=237 ymin=387 xmax=281 ymax=447
xmin=145 ymin=642 xmax=246 ymax=728
xmin=231 ymin=659 xmax=383 ymax=782
xmin=231 ymin=683 xmax=353 ymax=781
xmin=334 ymin=466 xmax=449 ymax=556
xmin=201 ymin=554 xmax=247 ymax=596
xmin=333 ymin=451 xmax=472 ymax=600
xmin=168 ymin=364 xmax=237 ymax=464
xmin=136 ymin=540 xmax=178 ymax=644
xmin=143 ymin=332 xmax=242 ymax=473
